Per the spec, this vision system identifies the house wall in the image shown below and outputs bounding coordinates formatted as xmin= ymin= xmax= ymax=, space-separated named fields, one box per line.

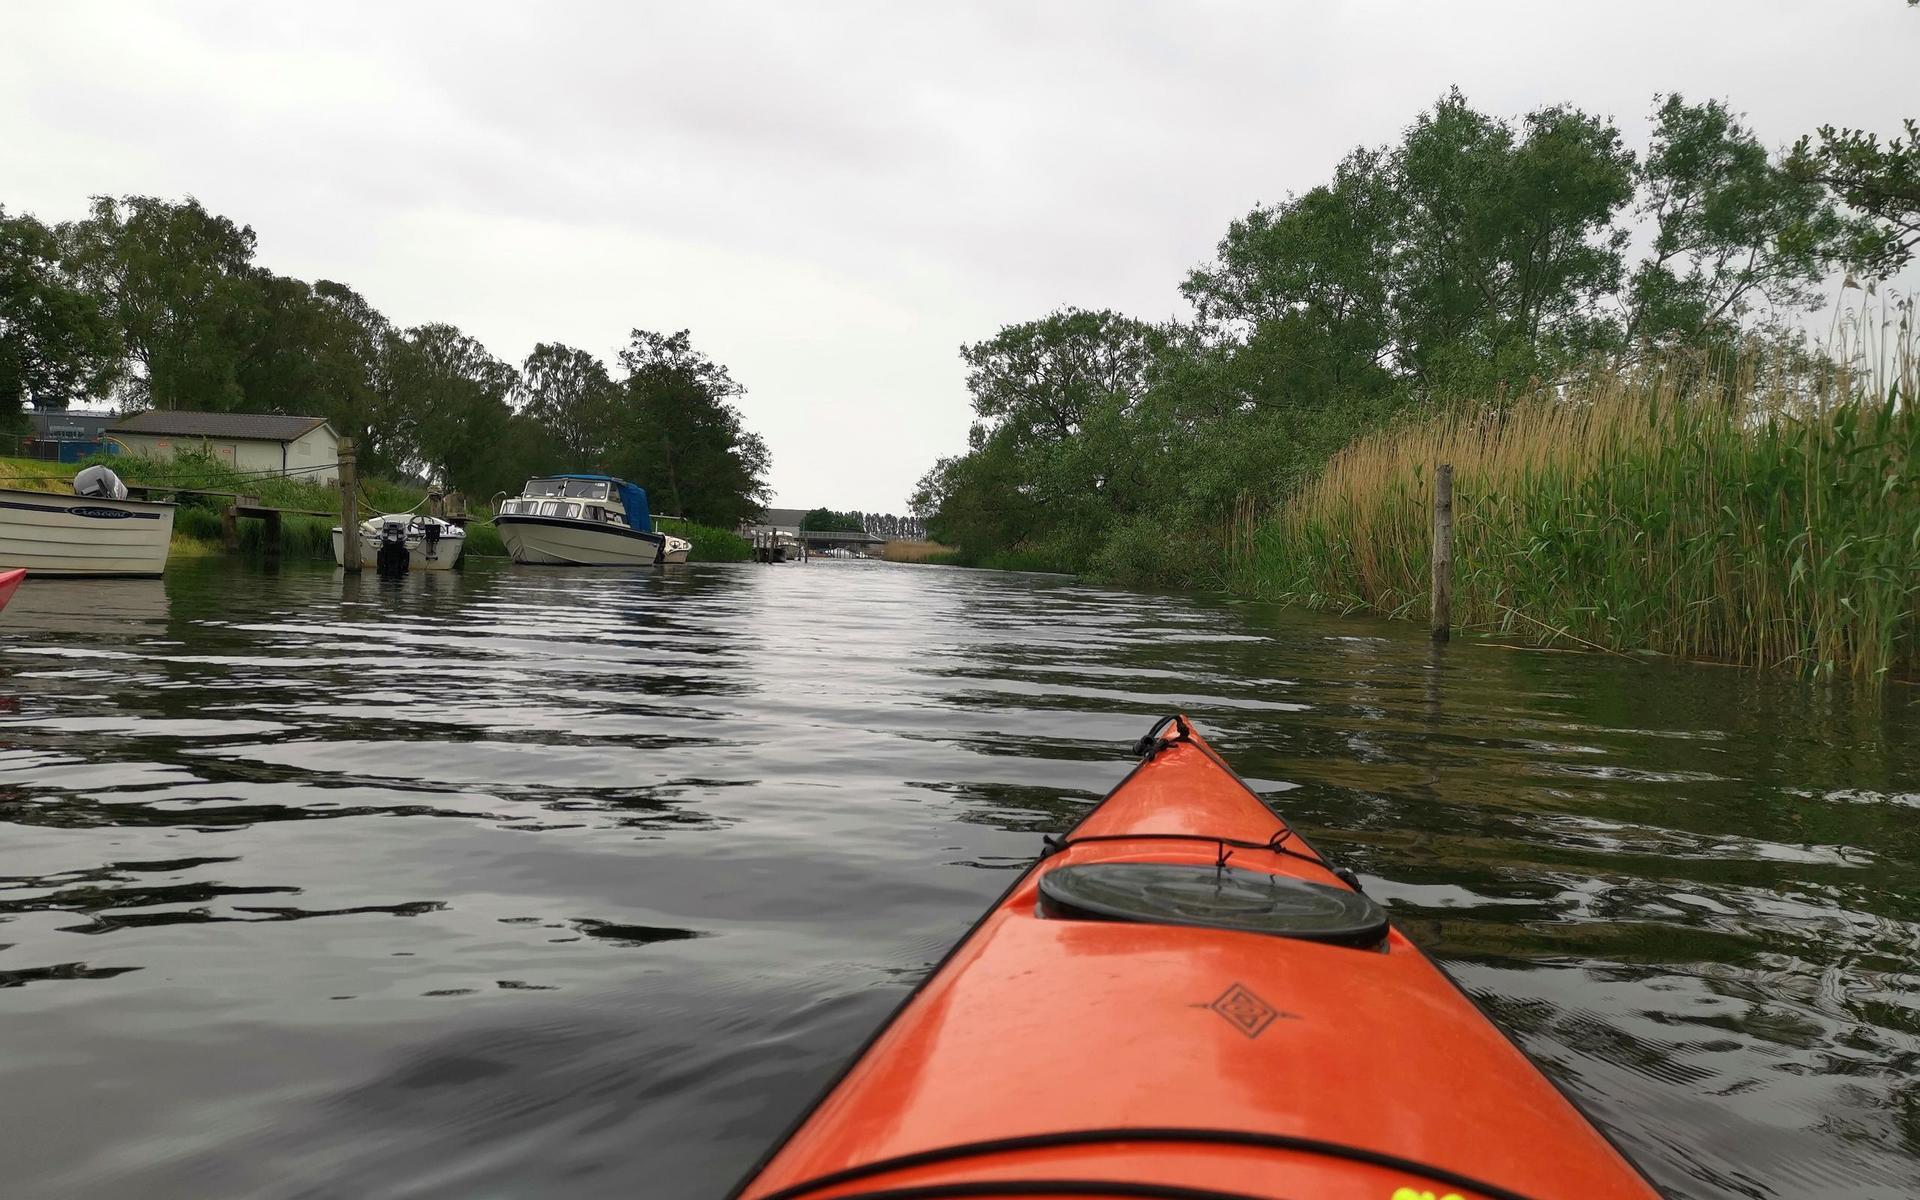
xmin=112 ymin=429 xmax=340 ymax=484
xmin=285 ymin=426 xmax=341 ymax=484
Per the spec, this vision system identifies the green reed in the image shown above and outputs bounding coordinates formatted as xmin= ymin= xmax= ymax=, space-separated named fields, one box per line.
xmin=1232 ymin=318 xmax=1919 ymax=683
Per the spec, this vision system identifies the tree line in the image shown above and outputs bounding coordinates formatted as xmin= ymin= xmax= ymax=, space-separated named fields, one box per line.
xmin=0 ymin=196 xmax=772 ymax=526
xmin=911 ymin=91 xmax=1920 ymax=581
xmin=799 ymin=508 xmax=926 ymax=539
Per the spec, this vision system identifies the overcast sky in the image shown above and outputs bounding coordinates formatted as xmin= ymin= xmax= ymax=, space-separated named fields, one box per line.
xmin=4 ymin=2 xmax=1914 ymax=510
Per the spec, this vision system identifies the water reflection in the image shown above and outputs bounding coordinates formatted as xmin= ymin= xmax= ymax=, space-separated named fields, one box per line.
xmin=0 ymin=557 xmax=1915 ymax=1198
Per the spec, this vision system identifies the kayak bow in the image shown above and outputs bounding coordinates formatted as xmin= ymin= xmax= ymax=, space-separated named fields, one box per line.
xmin=735 ymin=716 xmax=1661 ymax=1200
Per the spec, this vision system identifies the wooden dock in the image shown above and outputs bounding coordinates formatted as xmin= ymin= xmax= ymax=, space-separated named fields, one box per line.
xmin=122 ymin=484 xmax=333 ymax=552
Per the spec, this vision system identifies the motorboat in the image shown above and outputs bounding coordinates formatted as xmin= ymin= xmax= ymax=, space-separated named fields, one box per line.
xmin=331 ymin=514 xmax=466 ymax=571
xmin=0 ymin=465 xmax=174 ymax=577
xmin=494 ymin=475 xmax=689 ymax=566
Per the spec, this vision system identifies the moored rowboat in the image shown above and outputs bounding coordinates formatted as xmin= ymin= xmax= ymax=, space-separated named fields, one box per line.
xmin=734 ymin=716 xmax=1661 ymax=1200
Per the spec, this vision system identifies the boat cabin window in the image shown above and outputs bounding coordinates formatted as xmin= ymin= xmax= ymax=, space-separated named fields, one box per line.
xmin=561 ymin=479 xmax=610 ymax=500
xmin=538 ymin=501 xmax=565 ymax=517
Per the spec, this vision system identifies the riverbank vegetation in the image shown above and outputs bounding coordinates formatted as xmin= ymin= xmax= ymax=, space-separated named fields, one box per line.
xmin=912 ymin=89 xmax=1919 ymax=677
xmin=0 ymin=451 xmax=753 ymax=564
xmin=2 ymin=199 xmax=772 ymax=528
xmin=1239 ymin=350 xmax=1917 ymax=682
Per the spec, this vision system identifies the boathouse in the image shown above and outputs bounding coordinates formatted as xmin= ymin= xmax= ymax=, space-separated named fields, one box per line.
xmin=107 ymin=411 xmax=342 ymax=484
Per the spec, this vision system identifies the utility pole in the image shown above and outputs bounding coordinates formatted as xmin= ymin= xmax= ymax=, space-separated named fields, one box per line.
xmin=338 ymin=437 xmax=361 ymax=572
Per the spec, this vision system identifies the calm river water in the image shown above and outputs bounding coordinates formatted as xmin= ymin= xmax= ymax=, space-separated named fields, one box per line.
xmin=1 ymin=559 xmax=1915 ymax=1199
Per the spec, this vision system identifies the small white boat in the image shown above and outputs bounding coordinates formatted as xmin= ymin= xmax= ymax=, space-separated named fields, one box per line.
xmin=0 ymin=466 xmax=174 ymax=577
xmin=331 ymin=514 xmax=466 ymax=570
xmin=495 ymin=475 xmax=689 ymax=566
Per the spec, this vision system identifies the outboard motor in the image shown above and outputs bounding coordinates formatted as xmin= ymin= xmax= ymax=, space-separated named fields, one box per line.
xmin=375 ymin=519 xmax=410 ymax=577
xmin=72 ymin=465 xmax=129 ymax=501
xmin=418 ymin=517 xmax=442 ymax=560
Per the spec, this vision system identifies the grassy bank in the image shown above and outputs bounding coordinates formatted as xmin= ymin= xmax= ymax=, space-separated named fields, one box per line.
xmin=657 ymin=518 xmax=751 ymax=562
xmin=1233 ymin=358 xmax=1919 ymax=683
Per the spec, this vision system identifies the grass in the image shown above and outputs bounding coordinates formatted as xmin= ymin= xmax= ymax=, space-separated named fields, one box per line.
xmin=657 ymin=518 xmax=751 ymax=562
xmin=1232 ymin=332 xmax=1919 ymax=683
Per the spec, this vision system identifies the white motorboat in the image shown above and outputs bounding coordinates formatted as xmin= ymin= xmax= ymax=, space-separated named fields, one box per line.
xmin=0 ymin=466 xmax=174 ymax=577
xmin=331 ymin=514 xmax=466 ymax=571
xmin=661 ymin=535 xmax=691 ymax=564
xmin=494 ymin=475 xmax=689 ymax=566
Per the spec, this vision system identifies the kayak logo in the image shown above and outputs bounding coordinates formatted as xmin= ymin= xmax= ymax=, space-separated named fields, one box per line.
xmin=1208 ymin=982 xmax=1291 ymax=1038
xmin=1391 ymin=1191 xmax=1466 ymax=1200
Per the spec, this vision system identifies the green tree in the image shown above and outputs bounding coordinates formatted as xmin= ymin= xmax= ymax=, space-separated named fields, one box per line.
xmin=610 ymin=329 xmax=770 ymax=526
xmin=382 ymin=323 xmax=523 ymax=497
xmin=518 ymin=342 xmax=617 ymax=469
xmin=1790 ymin=117 xmax=1920 ymax=278
xmin=60 ymin=195 xmax=259 ymax=410
xmin=1628 ymin=95 xmax=1862 ymax=348
xmin=801 ymin=508 xmax=865 ymax=532
xmin=1392 ymin=90 xmax=1634 ymax=389
xmin=0 ymin=206 xmax=120 ymax=421
xmin=1182 ymin=147 xmax=1401 ymax=407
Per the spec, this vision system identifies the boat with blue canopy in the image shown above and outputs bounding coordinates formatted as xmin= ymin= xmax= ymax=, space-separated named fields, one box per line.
xmin=493 ymin=475 xmax=690 ymax=566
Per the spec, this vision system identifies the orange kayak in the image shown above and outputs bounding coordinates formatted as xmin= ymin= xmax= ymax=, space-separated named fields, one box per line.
xmin=0 ymin=568 xmax=22 ymax=613
xmin=734 ymin=716 xmax=1661 ymax=1200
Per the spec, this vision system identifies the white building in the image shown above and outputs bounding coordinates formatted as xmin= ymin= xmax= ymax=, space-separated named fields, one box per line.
xmin=107 ymin=411 xmax=342 ymax=484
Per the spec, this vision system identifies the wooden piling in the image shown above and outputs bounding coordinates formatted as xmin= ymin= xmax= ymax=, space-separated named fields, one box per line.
xmin=1431 ymin=463 xmax=1453 ymax=642
xmin=338 ymin=437 xmax=361 ymax=572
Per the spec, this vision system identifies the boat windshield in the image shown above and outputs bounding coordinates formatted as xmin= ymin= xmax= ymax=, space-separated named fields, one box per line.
xmin=524 ymin=480 xmax=563 ymax=498
xmin=562 ymin=479 xmax=609 ymax=500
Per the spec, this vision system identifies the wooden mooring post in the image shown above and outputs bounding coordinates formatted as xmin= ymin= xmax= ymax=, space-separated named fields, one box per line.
xmin=1430 ymin=463 xmax=1453 ymax=642
xmin=338 ymin=437 xmax=361 ymax=572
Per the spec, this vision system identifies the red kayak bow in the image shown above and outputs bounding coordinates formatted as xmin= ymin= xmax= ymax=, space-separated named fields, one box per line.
xmin=734 ymin=716 xmax=1661 ymax=1200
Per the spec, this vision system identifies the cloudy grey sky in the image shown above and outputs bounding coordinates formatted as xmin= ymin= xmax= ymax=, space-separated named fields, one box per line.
xmin=4 ymin=1 xmax=1914 ymax=510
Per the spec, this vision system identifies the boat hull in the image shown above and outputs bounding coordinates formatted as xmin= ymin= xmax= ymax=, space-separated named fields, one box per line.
xmin=734 ymin=718 xmax=1661 ymax=1200
xmin=496 ymin=514 xmax=664 ymax=566
xmin=0 ymin=488 xmax=174 ymax=577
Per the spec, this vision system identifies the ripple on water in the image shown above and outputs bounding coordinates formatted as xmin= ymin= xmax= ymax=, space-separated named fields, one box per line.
xmin=0 ymin=560 xmax=1916 ymax=1199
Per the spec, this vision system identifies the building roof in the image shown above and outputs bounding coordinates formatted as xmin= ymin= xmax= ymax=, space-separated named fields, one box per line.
xmin=756 ymin=507 xmax=810 ymax=529
xmin=802 ymin=529 xmax=886 ymax=544
xmin=28 ymin=410 xmax=118 ymax=438
xmin=108 ymin=410 xmax=335 ymax=443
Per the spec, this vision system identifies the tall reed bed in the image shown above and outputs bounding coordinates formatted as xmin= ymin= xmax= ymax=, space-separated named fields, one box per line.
xmin=1234 ymin=317 xmax=1918 ymax=682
